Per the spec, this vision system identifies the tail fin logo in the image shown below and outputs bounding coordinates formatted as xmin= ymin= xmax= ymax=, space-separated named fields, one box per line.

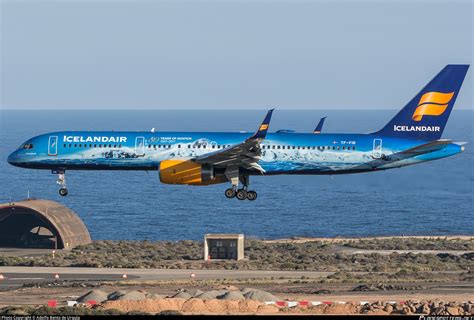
xmin=259 ymin=124 xmax=269 ymax=131
xmin=412 ymin=91 xmax=454 ymax=121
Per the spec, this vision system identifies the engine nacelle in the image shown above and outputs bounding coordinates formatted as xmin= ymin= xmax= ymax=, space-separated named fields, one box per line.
xmin=159 ymin=160 xmax=227 ymax=185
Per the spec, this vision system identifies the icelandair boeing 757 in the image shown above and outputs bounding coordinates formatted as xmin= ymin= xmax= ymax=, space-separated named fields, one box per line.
xmin=7 ymin=65 xmax=469 ymax=200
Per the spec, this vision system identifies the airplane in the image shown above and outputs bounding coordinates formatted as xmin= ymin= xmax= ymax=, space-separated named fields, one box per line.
xmin=7 ymin=65 xmax=469 ymax=200
xmin=313 ymin=117 xmax=327 ymax=134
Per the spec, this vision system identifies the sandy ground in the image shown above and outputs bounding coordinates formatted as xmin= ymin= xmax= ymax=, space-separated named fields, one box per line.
xmin=1 ymin=280 xmax=472 ymax=307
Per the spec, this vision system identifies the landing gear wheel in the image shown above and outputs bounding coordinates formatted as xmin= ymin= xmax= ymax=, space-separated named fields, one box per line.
xmin=59 ymin=188 xmax=68 ymax=197
xmin=225 ymin=188 xmax=236 ymax=198
xmin=236 ymin=189 xmax=248 ymax=201
xmin=247 ymin=191 xmax=257 ymax=201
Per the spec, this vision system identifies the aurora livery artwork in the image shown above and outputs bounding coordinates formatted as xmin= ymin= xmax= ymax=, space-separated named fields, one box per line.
xmin=8 ymin=65 xmax=469 ymax=200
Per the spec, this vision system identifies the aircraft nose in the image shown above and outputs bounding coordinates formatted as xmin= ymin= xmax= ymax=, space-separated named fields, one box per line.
xmin=7 ymin=151 xmax=19 ymax=166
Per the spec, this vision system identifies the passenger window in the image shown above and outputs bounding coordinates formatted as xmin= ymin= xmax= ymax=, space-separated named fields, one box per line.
xmin=118 ymin=144 xmax=122 ymax=148
xmin=178 ymin=144 xmax=181 ymax=148
xmin=342 ymin=146 xmax=345 ymax=150
xmin=277 ymin=146 xmax=281 ymax=149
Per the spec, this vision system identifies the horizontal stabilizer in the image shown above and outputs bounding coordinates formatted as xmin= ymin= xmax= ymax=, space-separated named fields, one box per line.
xmin=352 ymin=139 xmax=453 ymax=170
xmin=400 ymin=139 xmax=452 ymax=155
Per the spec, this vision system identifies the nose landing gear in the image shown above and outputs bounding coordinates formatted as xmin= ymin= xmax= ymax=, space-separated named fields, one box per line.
xmin=53 ymin=170 xmax=68 ymax=196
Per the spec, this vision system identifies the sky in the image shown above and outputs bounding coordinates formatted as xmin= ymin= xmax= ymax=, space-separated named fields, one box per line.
xmin=0 ymin=0 xmax=472 ymax=110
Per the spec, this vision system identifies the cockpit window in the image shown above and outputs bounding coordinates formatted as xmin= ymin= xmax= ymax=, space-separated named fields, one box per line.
xmin=22 ymin=143 xmax=34 ymax=149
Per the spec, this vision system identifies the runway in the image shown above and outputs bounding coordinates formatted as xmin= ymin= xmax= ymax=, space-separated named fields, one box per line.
xmin=0 ymin=266 xmax=335 ymax=289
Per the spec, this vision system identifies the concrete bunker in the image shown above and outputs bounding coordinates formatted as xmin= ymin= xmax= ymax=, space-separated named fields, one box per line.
xmin=204 ymin=234 xmax=244 ymax=260
xmin=0 ymin=199 xmax=91 ymax=249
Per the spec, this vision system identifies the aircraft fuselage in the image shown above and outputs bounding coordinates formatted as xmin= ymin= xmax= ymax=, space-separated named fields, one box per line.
xmin=8 ymin=131 xmax=463 ymax=174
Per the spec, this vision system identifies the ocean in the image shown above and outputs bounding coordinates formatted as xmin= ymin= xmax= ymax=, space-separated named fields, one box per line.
xmin=0 ymin=109 xmax=472 ymax=240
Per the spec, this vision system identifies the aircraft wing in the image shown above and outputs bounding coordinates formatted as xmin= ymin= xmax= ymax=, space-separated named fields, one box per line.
xmin=193 ymin=109 xmax=274 ymax=173
xmin=358 ymin=139 xmax=453 ymax=169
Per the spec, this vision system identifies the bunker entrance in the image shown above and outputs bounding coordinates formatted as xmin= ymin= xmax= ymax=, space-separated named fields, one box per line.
xmin=0 ymin=199 xmax=92 ymax=250
xmin=0 ymin=207 xmax=60 ymax=249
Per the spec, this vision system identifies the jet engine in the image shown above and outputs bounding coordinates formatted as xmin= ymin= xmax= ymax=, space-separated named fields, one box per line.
xmin=159 ymin=160 xmax=227 ymax=185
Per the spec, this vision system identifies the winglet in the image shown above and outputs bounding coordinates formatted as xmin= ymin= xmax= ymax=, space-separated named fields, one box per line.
xmin=313 ymin=116 xmax=327 ymax=134
xmin=250 ymin=109 xmax=274 ymax=139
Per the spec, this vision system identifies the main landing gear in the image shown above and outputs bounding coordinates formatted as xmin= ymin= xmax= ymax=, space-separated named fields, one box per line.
xmin=224 ymin=188 xmax=257 ymax=201
xmin=53 ymin=170 xmax=68 ymax=196
xmin=224 ymin=167 xmax=257 ymax=201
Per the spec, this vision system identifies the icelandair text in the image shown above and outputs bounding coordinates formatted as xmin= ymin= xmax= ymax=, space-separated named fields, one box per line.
xmin=63 ymin=136 xmax=127 ymax=143
xmin=393 ymin=125 xmax=440 ymax=132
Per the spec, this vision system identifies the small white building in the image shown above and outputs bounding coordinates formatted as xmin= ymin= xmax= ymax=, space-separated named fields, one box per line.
xmin=204 ymin=234 xmax=244 ymax=260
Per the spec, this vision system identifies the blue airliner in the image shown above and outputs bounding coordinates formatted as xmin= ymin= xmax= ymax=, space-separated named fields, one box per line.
xmin=8 ymin=65 xmax=469 ymax=200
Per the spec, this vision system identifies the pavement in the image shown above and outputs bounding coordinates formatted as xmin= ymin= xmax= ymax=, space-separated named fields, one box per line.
xmin=0 ymin=248 xmax=56 ymax=257
xmin=0 ymin=267 xmax=336 ymax=289
xmin=0 ymin=266 xmax=468 ymax=290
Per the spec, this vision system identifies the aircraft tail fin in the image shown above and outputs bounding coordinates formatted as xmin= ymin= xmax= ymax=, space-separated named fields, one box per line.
xmin=376 ymin=65 xmax=469 ymax=140
xmin=313 ymin=117 xmax=326 ymax=134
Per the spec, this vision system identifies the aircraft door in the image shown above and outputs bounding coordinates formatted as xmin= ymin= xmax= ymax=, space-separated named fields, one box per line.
xmin=372 ymin=139 xmax=382 ymax=159
xmin=48 ymin=136 xmax=58 ymax=156
xmin=135 ymin=136 xmax=145 ymax=156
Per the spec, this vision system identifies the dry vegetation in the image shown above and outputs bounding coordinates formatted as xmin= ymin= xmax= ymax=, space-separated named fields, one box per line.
xmin=0 ymin=238 xmax=472 ymax=272
xmin=342 ymin=237 xmax=474 ymax=251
